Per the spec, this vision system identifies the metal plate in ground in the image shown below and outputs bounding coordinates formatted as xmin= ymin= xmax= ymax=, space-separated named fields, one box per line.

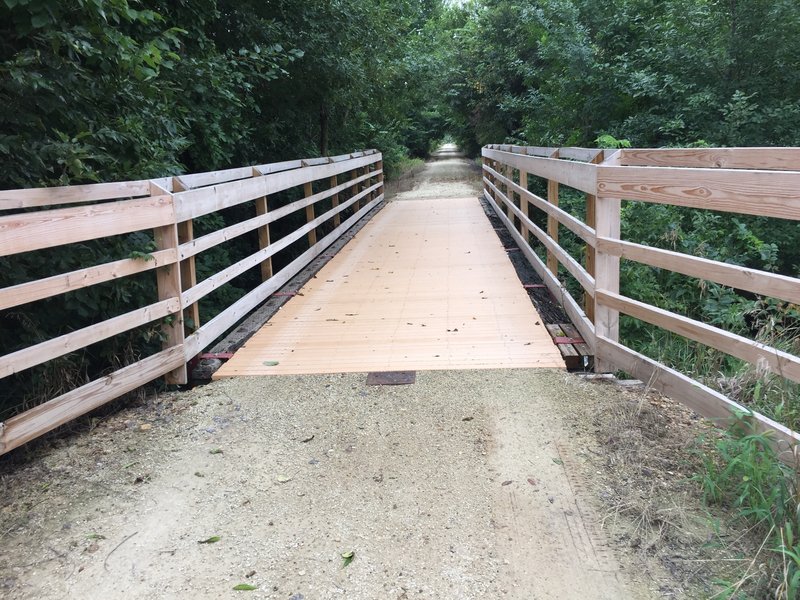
xmin=366 ymin=371 xmax=416 ymax=385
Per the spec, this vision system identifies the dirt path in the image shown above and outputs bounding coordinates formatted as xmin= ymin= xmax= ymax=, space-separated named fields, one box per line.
xmin=1 ymin=150 xmax=710 ymax=599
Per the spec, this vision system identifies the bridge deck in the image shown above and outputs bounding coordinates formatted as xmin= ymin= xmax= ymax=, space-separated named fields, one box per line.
xmin=214 ymin=196 xmax=564 ymax=376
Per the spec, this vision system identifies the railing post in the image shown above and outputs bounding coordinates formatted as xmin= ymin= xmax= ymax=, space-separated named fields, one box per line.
xmin=351 ymin=163 xmax=361 ymax=212
xmin=594 ymin=151 xmax=621 ymax=373
xmin=376 ymin=155 xmax=384 ymax=197
xmin=584 ymin=152 xmax=605 ymax=323
xmin=302 ymin=165 xmax=317 ymax=247
xmin=330 ymin=173 xmax=341 ymax=227
xmin=150 ymin=182 xmax=187 ymax=384
xmin=546 ymin=150 xmax=560 ymax=276
xmin=519 ymin=166 xmax=528 ymax=242
xmin=253 ymin=167 xmax=273 ymax=281
xmin=172 ymin=177 xmax=200 ymax=334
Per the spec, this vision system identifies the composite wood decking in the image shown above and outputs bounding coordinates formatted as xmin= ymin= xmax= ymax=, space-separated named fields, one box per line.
xmin=214 ymin=196 xmax=564 ymax=376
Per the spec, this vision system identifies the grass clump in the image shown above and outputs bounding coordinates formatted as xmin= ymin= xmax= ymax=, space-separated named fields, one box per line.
xmin=695 ymin=415 xmax=800 ymax=598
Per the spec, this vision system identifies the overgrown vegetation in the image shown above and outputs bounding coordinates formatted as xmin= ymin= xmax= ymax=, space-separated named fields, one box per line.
xmin=695 ymin=417 xmax=800 ymax=598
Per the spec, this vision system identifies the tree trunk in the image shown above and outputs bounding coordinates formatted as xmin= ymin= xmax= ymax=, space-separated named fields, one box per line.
xmin=319 ymin=104 xmax=329 ymax=156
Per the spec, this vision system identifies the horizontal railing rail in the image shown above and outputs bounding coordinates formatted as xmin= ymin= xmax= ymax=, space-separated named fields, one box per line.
xmin=0 ymin=150 xmax=384 ymax=453
xmin=482 ymin=144 xmax=800 ymax=460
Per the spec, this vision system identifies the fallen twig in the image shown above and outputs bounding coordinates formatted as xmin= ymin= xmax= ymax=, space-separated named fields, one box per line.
xmin=104 ymin=531 xmax=138 ymax=571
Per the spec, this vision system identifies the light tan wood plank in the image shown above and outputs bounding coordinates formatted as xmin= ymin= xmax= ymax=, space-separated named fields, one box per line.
xmin=0 ymin=180 xmax=154 ymax=209
xmin=0 ymin=249 xmax=176 ymax=311
xmin=482 ymin=148 xmax=597 ymax=194
xmin=596 ymin=237 xmax=800 ymax=305
xmin=0 ymin=298 xmax=180 ymax=378
xmin=597 ymin=165 xmax=800 ymax=219
xmin=620 ymin=147 xmax=800 ymax=171
xmin=0 ymin=346 xmax=185 ymax=454
xmin=175 ymin=154 xmax=381 ymax=221
xmin=215 ymin=197 xmax=564 ymax=377
xmin=0 ymin=195 xmax=174 ymax=257
xmin=597 ymin=289 xmax=800 ymax=383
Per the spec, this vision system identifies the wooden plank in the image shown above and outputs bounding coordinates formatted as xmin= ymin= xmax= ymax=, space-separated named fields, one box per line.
xmin=620 ymin=147 xmax=800 ymax=171
xmin=179 ymin=166 xmax=254 ymax=190
xmin=595 ymin=237 xmax=800 ymax=305
xmin=595 ymin=335 xmax=800 ymax=461
xmin=593 ymin=190 xmax=621 ymax=372
xmin=519 ymin=169 xmax=529 ymax=241
xmin=185 ymin=193 xmax=385 ymax=357
xmin=485 ymin=178 xmax=595 ymax=294
xmin=173 ymin=177 xmax=200 ymax=333
xmin=0 ymin=180 xmax=154 ymax=209
xmin=153 ymin=209 xmax=186 ymax=384
xmin=560 ymin=323 xmax=592 ymax=359
xmin=596 ymin=289 xmax=800 ymax=384
xmin=596 ymin=165 xmax=800 ymax=220
xmin=485 ymin=190 xmax=596 ymax=351
xmin=0 ymin=346 xmax=185 ymax=454
xmin=181 ymin=182 xmax=381 ymax=307
xmin=0 ymin=195 xmax=175 ymax=257
xmin=178 ymin=170 xmax=377 ymax=260
xmin=557 ymin=148 xmax=604 ymax=163
xmin=304 ymin=181 xmax=317 ymax=246
xmin=482 ymin=147 xmax=597 ymax=194
xmin=255 ymin=195 xmax=273 ymax=281
xmin=0 ymin=249 xmax=176 ymax=311
xmin=482 ymin=164 xmax=595 ymax=244
xmin=584 ymin=152 xmax=605 ymax=324
xmin=331 ymin=174 xmax=341 ymax=227
xmin=214 ymin=196 xmax=564 ymax=377
xmin=175 ymin=154 xmax=381 ymax=221
xmin=0 ymin=298 xmax=180 ymax=378
xmin=547 ymin=149 xmax=560 ymax=276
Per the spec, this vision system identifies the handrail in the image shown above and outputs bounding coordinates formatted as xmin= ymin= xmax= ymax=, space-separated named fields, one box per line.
xmin=482 ymin=145 xmax=800 ymax=460
xmin=0 ymin=150 xmax=384 ymax=453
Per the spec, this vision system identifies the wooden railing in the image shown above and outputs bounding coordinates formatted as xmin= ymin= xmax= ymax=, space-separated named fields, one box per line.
xmin=482 ymin=144 xmax=800 ymax=458
xmin=0 ymin=150 xmax=384 ymax=453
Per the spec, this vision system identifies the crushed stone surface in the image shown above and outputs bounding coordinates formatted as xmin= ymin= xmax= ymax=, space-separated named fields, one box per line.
xmin=0 ymin=370 xmax=667 ymax=599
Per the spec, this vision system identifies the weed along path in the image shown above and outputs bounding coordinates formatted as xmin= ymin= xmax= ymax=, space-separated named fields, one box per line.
xmin=1 ymin=151 xmax=686 ymax=599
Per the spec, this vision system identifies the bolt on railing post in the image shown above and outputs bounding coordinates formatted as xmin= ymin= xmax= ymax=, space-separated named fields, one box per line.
xmin=150 ymin=181 xmax=187 ymax=384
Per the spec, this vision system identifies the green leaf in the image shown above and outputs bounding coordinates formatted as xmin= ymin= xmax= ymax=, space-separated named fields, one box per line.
xmin=86 ymin=533 xmax=106 ymax=540
xmin=233 ymin=584 xmax=258 ymax=591
xmin=341 ymin=550 xmax=355 ymax=567
xmin=209 ymin=448 xmax=223 ymax=455
xmin=262 ymin=360 xmax=280 ymax=366
xmin=551 ymin=457 xmax=563 ymax=466
xmin=198 ymin=536 xmax=221 ymax=544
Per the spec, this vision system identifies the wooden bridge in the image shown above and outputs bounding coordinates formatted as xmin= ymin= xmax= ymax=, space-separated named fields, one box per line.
xmin=1 ymin=145 xmax=800 ymax=458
